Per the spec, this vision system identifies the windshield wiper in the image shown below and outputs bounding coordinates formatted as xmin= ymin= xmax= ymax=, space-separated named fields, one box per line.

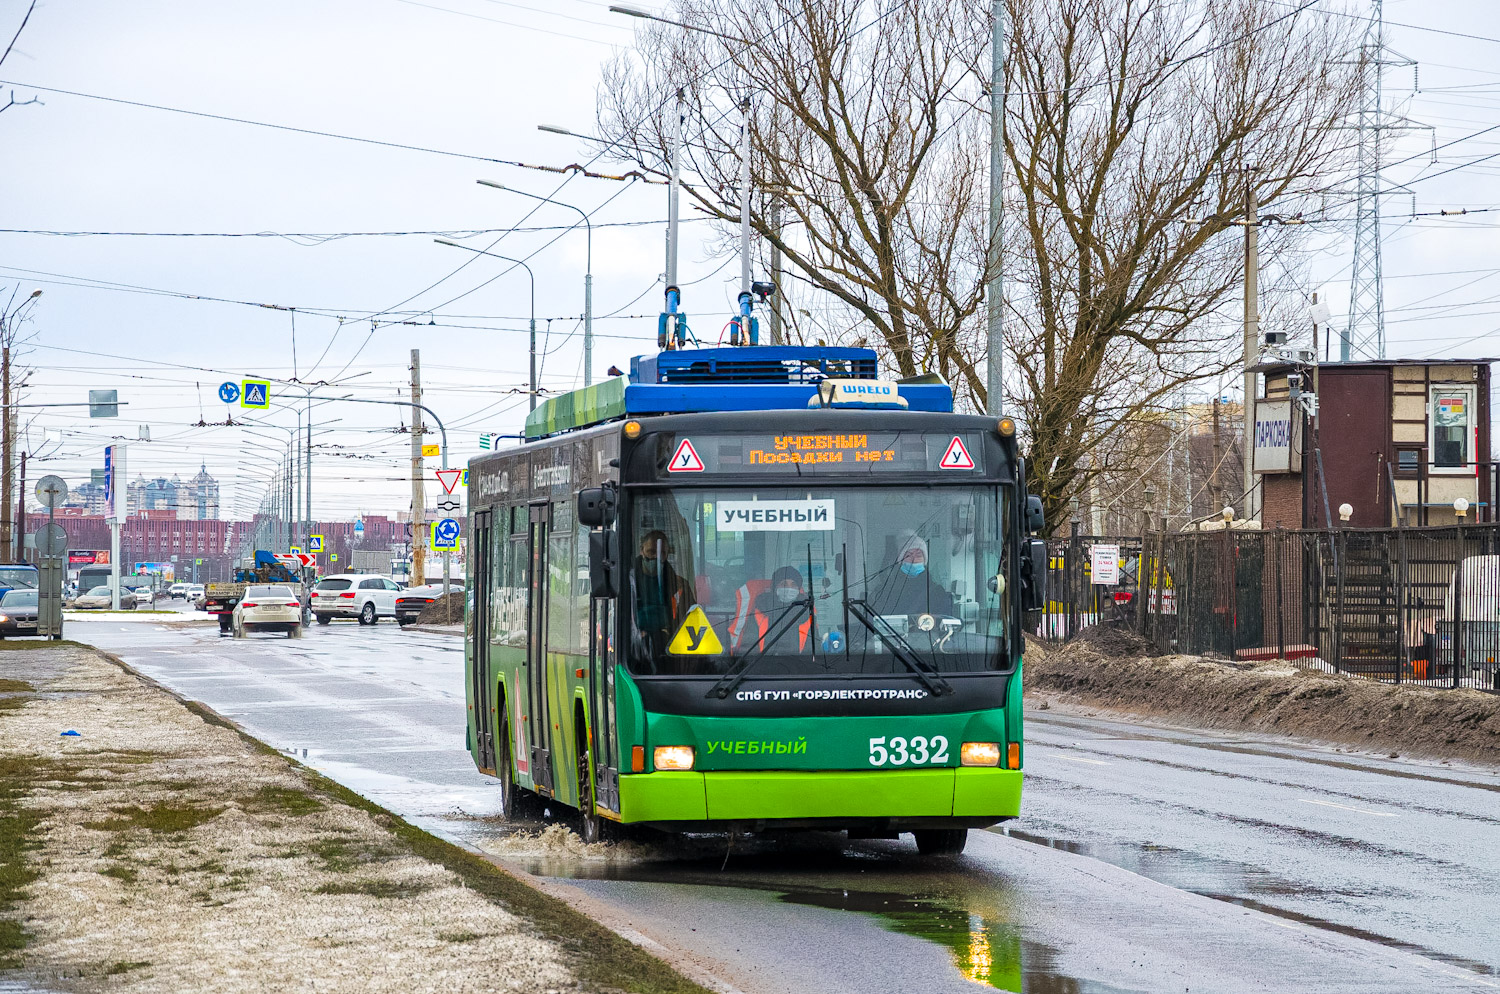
xmin=844 ymin=599 xmax=953 ymax=697
xmin=706 ymin=595 xmax=812 ymax=700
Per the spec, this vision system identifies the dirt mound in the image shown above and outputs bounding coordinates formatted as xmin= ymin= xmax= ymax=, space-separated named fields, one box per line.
xmin=1026 ymin=637 xmax=1500 ymax=767
xmin=416 ymin=592 xmax=464 ymax=624
xmin=1074 ymin=622 xmax=1163 ymax=658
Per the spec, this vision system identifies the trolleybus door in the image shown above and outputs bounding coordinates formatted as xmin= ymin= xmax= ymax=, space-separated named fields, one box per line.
xmin=470 ymin=508 xmax=496 ymax=771
xmin=526 ymin=502 xmax=555 ymax=792
xmin=588 ymin=596 xmax=617 ymax=811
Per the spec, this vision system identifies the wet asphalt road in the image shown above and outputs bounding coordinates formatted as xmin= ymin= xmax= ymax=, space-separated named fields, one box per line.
xmin=70 ymin=612 xmax=1500 ymax=994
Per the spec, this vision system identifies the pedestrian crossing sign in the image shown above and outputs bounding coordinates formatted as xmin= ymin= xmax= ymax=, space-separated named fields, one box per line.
xmin=241 ymin=379 xmax=270 ymax=409
xmin=308 ymin=534 xmax=324 ymax=552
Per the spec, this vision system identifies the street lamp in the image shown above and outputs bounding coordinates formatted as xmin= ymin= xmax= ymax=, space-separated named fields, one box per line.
xmin=476 ymin=181 xmax=594 ymax=386
xmin=434 ymin=239 xmax=537 ymax=411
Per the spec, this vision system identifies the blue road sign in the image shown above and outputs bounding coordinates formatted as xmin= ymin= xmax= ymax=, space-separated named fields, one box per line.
xmin=241 ymin=379 xmax=270 ymax=409
xmin=431 ymin=517 xmax=460 ymax=551
xmin=218 ymin=381 xmax=240 ymax=404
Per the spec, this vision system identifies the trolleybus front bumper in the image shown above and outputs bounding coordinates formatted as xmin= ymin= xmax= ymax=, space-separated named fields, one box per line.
xmin=616 ymin=767 xmax=1021 ymax=831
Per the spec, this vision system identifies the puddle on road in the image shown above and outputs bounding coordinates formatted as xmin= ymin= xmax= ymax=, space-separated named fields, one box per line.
xmin=1001 ymin=827 xmax=1497 ymax=977
xmin=506 ymin=829 xmax=1135 ymax=993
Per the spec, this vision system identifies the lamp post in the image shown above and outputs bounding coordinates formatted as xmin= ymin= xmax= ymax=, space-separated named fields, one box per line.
xmin=434 ymin=239 xmax=537 ymax=411
xmin=477 ymin=182 xmax=593 ymax=385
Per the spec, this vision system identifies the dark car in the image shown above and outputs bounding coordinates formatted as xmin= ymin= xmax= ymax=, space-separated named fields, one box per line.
xmin=0 ymin=588 xmax=39 ymax=637
xmin=395 ymin=584 xmax=463 ymax=626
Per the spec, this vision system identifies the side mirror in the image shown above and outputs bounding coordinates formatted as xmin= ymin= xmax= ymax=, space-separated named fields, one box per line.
xmin=1024 ymin=495 xmax=1045 ymax=536
xmin=1020 ymin=538 xmax=1047 ymax=612
xmin=588 ymin=529 xmax=619 ymax=599
xmin=578 ymin=486 xmax=616 ymax=528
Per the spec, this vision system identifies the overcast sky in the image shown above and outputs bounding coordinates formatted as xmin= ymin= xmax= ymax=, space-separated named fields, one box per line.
xmin=1 ymin=0 xmax=1498 ymax=522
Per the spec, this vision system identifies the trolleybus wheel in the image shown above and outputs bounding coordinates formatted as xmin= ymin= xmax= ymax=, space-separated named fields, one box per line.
xmin=576 ymin=746 xmax=603 ymax=845
xmin=496 ymin=718 xmax=534 ymax=821
xmin=913 ymin=829 xmax=967 ymax=856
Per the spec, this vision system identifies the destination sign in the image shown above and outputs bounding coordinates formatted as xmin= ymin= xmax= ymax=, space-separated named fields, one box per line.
xmin=654 ymin=432 xmax=984 ymax=475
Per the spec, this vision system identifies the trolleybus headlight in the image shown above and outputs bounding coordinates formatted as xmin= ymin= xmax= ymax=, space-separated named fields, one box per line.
xmin=653 ymin=745 xmax=695 ymax=771
xmin=960 ymin=742 xmax=1001 ymax=767
xmin=624 ymin=420 xmax=642 ymax=439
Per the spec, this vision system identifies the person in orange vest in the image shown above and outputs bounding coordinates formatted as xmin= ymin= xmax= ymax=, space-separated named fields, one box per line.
xmin=732 ymin=565 xmax=815 ymax=654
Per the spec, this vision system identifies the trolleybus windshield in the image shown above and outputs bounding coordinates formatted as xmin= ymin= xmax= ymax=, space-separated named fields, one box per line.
xmin=628 ymin=485 xmax=1009 ymax=677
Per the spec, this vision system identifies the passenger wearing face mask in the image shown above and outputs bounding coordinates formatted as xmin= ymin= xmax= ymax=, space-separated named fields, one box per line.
xmin=632 ymin=529 xmax=695 ymax=661
xmin=737 ymin=565 xmax=815 ymax=653
xmin=871 ymin=532 xmax=955 ymax=620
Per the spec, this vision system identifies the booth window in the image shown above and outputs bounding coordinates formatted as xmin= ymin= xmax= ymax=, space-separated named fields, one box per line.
xmin=1430 ymin=386 xmax=1476 ymax=471
xmin=1395 ymin=446 xmax=1423 ymax=478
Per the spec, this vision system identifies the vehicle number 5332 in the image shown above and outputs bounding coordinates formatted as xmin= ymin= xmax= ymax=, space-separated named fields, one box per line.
xmin=868 ymin=735 xmax=949 ymax=767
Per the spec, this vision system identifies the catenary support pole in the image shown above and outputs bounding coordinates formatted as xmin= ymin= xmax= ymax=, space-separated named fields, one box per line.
xmin=985 ymin=0 xmax=1006 ymax=416
xmin=411 ymin=350 xmax=426 ymax=586
xmin=1 ymin=346 xmax=11 ymax=558
xmin=1243 ymin=167 xmax=1260 ymax=522
xmin=769 ymin=200 xmax=783 ymax=345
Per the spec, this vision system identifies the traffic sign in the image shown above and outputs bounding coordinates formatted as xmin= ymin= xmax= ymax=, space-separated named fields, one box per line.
xmin=436 ymin=468 xmax=463 ymax=494
xmin=289 ymin=546 xmax=303 ymax=556
xmin=437 ymin=498 xmax=460 ymax=514
xmin=37 ymin=523 xmax=67 ymax=557
xmin=34 ymin=475 xmax=68 ymax=509
xmin=276 ymin=553 xmax=316 ymax=568
xmin=431 ymin=517 xmax=460 ymax=551
xmin=218 ymin=381 xmax=240 ymax=404
xmin=241 ymin=379 xmax=270 ymax=409
xmin=329 ymin=553 xmax=338 ymax=563
xmin=308 ymin=534 xmax=324 ymax=552
xmin=479 ymin=433 xmax=497 ymax=450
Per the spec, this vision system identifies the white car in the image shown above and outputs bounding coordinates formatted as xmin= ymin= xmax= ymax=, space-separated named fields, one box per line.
xmin=187 ymin=584 xmax=206 ymax=608
xmin=168 ymin=583 xmax=189 ymax=599
xmin=311 ymin=574 xmax=403 ymax=626
xmin=125 ymin=586 xmax=155 ymax=608
xmin=233 ymin=584 xmax=303 ymax=638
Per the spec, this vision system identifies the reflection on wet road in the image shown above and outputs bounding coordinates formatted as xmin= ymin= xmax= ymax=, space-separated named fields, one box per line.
xmin=75 ymin=617 xmax=1500 ymax=993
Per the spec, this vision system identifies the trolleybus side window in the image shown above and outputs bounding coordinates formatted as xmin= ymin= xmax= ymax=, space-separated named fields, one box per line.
xmin=497 ymin=507 xmax=529 ymax=648
xmin=548 ymin=500 xmax=587 ymax=658
xmin=627 ymin=486 xmax=1009 ymax=677
xmin=488 ymin=510 xmax=508 ymax=645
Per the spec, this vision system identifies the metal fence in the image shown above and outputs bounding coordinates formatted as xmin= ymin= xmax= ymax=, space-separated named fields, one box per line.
xmin=1037 ymin=522 xmax=1500 ymax=694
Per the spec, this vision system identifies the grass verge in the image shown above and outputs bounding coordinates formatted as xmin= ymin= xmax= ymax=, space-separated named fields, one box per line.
xmin=97 ymin=650 xmax=712 ymax=994
xmin=0 ymin=734 xmax=44 ymax=969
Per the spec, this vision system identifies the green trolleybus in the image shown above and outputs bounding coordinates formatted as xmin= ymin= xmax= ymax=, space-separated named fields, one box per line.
xmin=464 ymin=346 xmax=1045 ymax=855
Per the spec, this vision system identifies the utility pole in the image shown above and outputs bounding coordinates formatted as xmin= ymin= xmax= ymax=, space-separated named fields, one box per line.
xmin=985 ymin=0 xmax=1006 ymax=416
xmin=734 ymin=96 xmax=755 ymax=344
xmin=1211 ymin=393 xmax=1224 ymax=514
xmin=1 ymin=346 xmax=11 ymax=559
xmin=410 ymin=349 xmax=426 ymax=585
xmin=1242 ymin=166 xmax=1259 ymax=522
xmin=14 ymin=451 xmax=24 ymax=562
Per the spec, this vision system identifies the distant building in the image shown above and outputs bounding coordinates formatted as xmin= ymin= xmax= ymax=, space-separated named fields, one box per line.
xmin=125 ymin=464 xmax=220 ymax=521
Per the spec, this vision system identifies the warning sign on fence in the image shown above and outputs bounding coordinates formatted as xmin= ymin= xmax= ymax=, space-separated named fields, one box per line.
xmin=1090 ymin=545 xmax=1120 ymax=585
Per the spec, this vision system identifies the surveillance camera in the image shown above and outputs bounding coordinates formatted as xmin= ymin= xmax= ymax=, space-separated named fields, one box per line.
xmin=751 ymin=280 xmax=777 ymax=300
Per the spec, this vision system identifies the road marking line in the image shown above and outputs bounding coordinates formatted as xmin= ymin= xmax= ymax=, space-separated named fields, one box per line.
xmin=1054 ymin=755 xmax=1112 ymax=766
xmin=1299 ymin=798 xmax=1397 ymax=817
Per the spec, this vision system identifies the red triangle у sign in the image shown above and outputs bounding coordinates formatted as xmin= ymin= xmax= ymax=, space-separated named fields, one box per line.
xmin=436 ymin=468 xmax=463 ymax=493
xmin=668 ymin=438 xmax=706 ymax=472
xmin=939 ymin=436 xmax=975 ymax=470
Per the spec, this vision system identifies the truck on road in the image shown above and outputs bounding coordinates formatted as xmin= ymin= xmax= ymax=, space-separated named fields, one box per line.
xmin=206 ymin=552 xmax=304 ymax=635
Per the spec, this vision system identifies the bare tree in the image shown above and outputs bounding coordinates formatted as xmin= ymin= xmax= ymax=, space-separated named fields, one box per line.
xmin=1000 ymin=0 xmax=1363 ymax=530
xmin=598 ymin=0 xmax=989 ymax=381
xmin=600 ymin=0 xmax=1363 ymax=532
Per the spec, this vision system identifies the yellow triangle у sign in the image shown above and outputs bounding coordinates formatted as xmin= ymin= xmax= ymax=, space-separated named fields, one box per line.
xmin=667 ymin=606 xmax=724 ymax=655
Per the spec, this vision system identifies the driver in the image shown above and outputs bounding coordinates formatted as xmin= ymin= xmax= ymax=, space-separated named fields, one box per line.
xmin=737 ymin=565 xmax=815 ymax=653
xmin=632 ymin=530 xmax=695 ymax=659
xmin=870 ymin=531 xmax=955 ymax=619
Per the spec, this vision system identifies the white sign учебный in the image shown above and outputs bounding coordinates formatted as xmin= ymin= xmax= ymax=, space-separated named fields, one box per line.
xmin=1090 ymin=545 xmax=1120 ymax=585
xmin=716 ymin=499 xmax=836 ymax=532
xmin=1253 ymin=399 xmax=1300 ymax=474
